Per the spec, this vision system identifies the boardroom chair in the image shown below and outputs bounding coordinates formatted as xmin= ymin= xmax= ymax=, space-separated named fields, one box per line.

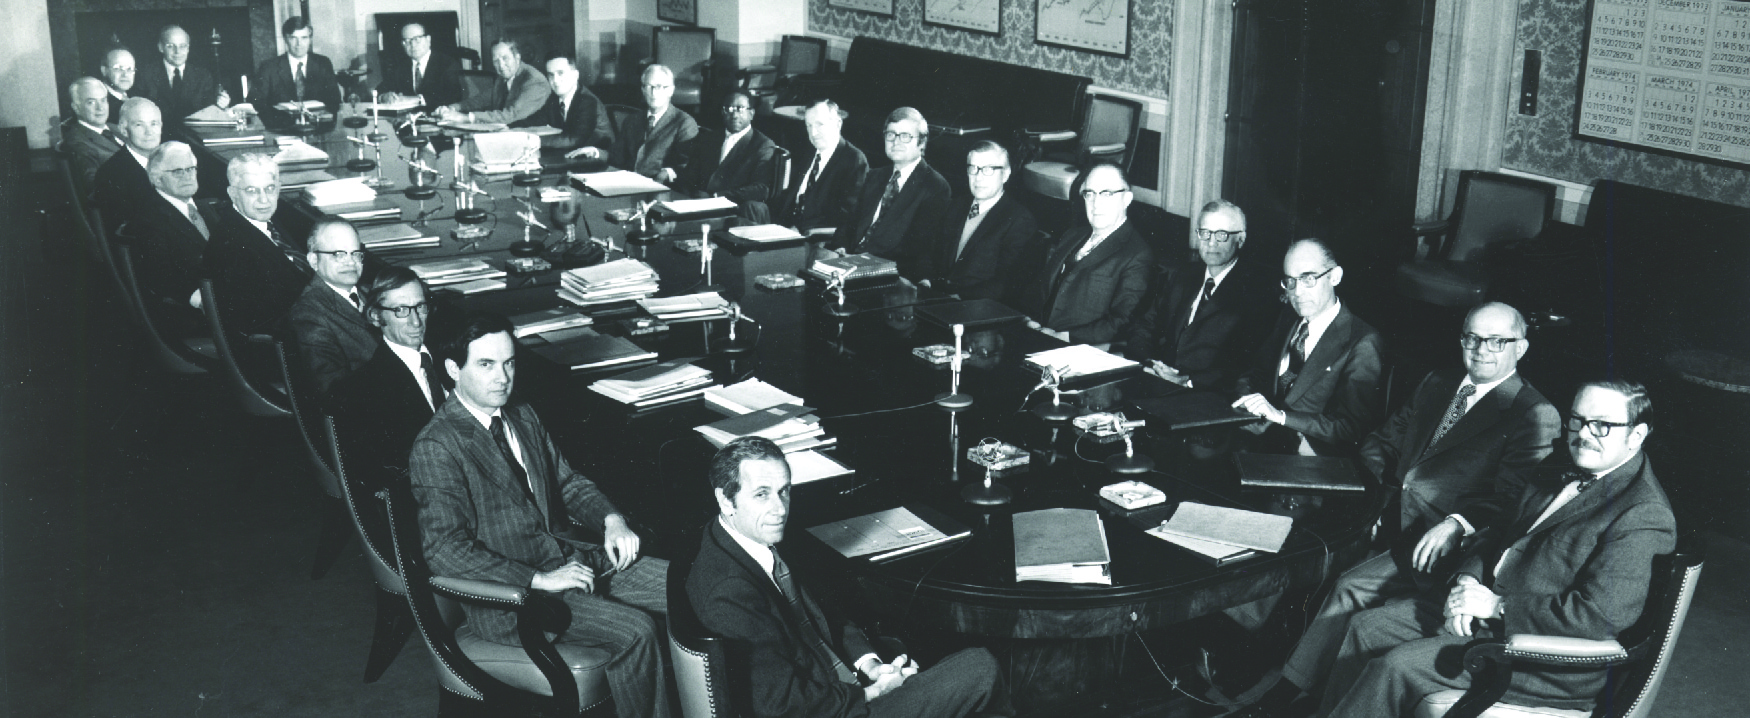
xmin=738 ymin=35 xmax=829 ymax=111
xmin=1416 ymin=537 xmax=1705 ymax=718
xmin=324 ymin=415 xmax=414 ymax=683
xmin=666 ymin=550 xmax=737 ymax=718
xmin=459 ymin=50 xmax=498 ymax=105
xmin=53 ymin=151 xmax=108 ymax=264
xmin=653 ymin=26 xmax=715 ymax=112
xmin=273 ymin=337 xmax=352 ymax=580
xmin=199 ymin=278 xmax=292 ymax=417
xmin=89 ymin=209 xmax=128 ymax=299
xmin=112 ymin=242 xmax=215 ymax=375
xmin=381 ymin=487 xmax=614 ymax=716
xmin=606 ymin=103 xmax=642 ymax=140
xmin=1019 ymin=92 xmax=1143 ymax=201
xmin=1394 ymin=170 xmax=1555 ymax=308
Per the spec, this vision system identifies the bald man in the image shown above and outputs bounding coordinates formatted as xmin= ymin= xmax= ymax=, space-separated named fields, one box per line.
xmin=61 ymin=77 xmax=124 ymax=196
xmin=1022 ymin=163 xmax=1155 ymax=345
xmin=202 ymin=153 xmax=313 ymax=336
xmin=136 ymin=25 xmax=229 ymax=124
xmin=287 ymin=221 xmax=378 ymax=396
xmin=93 ymin=97 xmax=164 ymax=236
xmin=437 ymin=39 xmax=550 ymax=126
xmin=378 ymin=22 xmax=467 ymax=112
xmin=99 ymin=48 xmax=137 ymax=123
xmin=129 ymin=141 xmax=213 ymax=338
xmin=609 ymin=64 xmax=698 ymax=181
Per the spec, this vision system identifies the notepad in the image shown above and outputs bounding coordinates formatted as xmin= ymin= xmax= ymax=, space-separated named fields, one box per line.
xmin=657 ymin=197 xmax=737 ymax=214
xmin=1154 ymin=502 xmax=1293 ymax=554
xmin=727 ymin=224 xmax=805 ymax=242
xmin=1235 ymin=453 xmax=1368 ymax=493
xmin=571 ymin=170 xmax=669 ymax=196
xmin=807 ymin=506 xmax=969 ymax=561
xmin=704 ymin=378 xmax=806 ymax=416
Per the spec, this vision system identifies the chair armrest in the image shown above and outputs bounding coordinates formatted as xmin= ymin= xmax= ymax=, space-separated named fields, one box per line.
xmin=431 ymin=576 xmax=529 ymax=607
xmin=431 ymin=575 xmax=578 ymax=713
xmin=1027 ymin=129 xmax=1078 ymax=143
xmin=1503 ymin=635 xmax=1630 ymax=665
xmin=1442 ymin=636 xmax=1630 ymax=718
xmin=246 ymin=333 xmax=276 ymax=345
xmin=1086 ymin=143 xmax=1126 ymax=156
xmin=1412 ymin=219 xmax=1453 ymax=259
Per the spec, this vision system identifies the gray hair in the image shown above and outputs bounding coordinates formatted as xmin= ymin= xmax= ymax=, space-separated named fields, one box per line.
xmin=226 ymin=152 xmax=280 ymax=185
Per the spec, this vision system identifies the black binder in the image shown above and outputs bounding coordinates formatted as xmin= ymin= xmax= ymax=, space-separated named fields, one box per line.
xmin=1235 ymin=453 xmax=1368 ymax=493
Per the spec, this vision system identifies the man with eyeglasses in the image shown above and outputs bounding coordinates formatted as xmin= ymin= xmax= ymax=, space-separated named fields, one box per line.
xmin=1232 ymin=302 xmax=1559 ymax=718
xmin=99 ymin=48 xmax=136 ymax=126
xmin=539 ymin=54 xmax=615 ymax=159
xmin=127 ymin=141 xmax=213 ymax=340
xmin=378 ymin=23 xmax=466 ymax=112
xmin=202 ymin=152 xmax=313 ymax=337
xmin=437 ymin=39 xmax=551 ymax=127
xmin=676 ymin=89 xmax=777 ymax=221
xmin=915 ymin=140 xmax=1038 ymax=302
xmin=94 ymin=97 xmax=165 ymax=238
xmin=610 ymin=64 xmax=698 ymax=181
xmin=1233 ymin=238 xmax=1384 ymax=457
xmin=775 ymin=100 xmax=868 ymax=235
xmin=1124 ymin=199 xmax=1276 ymax=392
xmin=1022 ymin=163 xmax=1154 ymax=345
xmin=1319 ymin=380 xmax=1675 ymax=718
xmin=135 ymin=25 xmax=229 ymax=128
xmin=330 ymin=266 xmax=450 ymax=483
xmin=287 ymin=220 xmax=378 ymax=396
xmin=834 ymin=106 xmax=951 ymax=273
xmin=248 ymin=17 xmax=341 ymax=124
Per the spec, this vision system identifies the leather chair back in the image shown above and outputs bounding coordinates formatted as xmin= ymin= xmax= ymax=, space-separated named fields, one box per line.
xmin=90 ymin=208 xmax=128 ymax=298
xmin=1081 ymin=93 xmax=1144 ymax=172
xmin=1600 ymin=545 xmax=1705 ymax=718
xmin=325 ymin=416 xmax=403 ymax=593
xmin=113 ymin=243 xmax=209 ymax=374
xmin=56 ymin=152 xmax=108 ymax=264
xmin=274 ymin=337 xmax=341 ymax=499
xmin=1444 ymin=171 xmax=1553 ymax=262
xmin=381 ymin=486 xmax=493 ymax=702
xmin=667 ymin=550 xmax=736 ymax=718
xmin=607 ymin=104 xmax=642 ymax=136
xmin=772 ymin=146 xmax=791 ymax=196
xmin=199 ymin=278 xmax=292 ymax=417
xmin=654 ymin=26 xmax=715 ymax=109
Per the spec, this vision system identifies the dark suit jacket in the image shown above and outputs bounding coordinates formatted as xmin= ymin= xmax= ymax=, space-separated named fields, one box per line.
xmin=136 ymin=61 xmax=219 ymax=123
xmin=1456 ymin=454 xmax=1677 ymax=707
xmin=919 ymin=194 xmax=1039 ymax=302
xmin=1027 ymin=221 xmax=1156 ymax=344
xmin=106 ymin=92 xmax=128 ymax=126
xmin=1362 ymin=370 xmax=1560 ymax=547
xmin=124 ymin=192 xmax=212 ymax=338
xmin=775 ymin=138 xmax=869 ymax=233
xmin=200 ymin=203 xmax=312 ymax=336
xmin=61 ymin=120 xmax=123 ymax=198
xmin=377 ymin=51 xmax=467 ymax=111
xmin=330 ymin=337 xmax=441 ymax=482
xmin=410 ymin=400 xmax=622 ymax=645
xmin=249 ymin=53 xmax=343 ymax=115
xmin=1240 ymin=304 xmax=1386 ymax=455
xmin=287 ymin=275 xmax=379 ymax=397
xmin=835 ymin=161 xmax=952 ymax=271
xmin=459 ymin=62 xmax=551 ymax=126
xmin=1123 ymin=256 xmax=1278 ymax=393
xmin=688 ymin=520 xmax=876 ymax=718
xmin=610 ymin=105 xmax=699 ymax=179
xmin=536 ymin=86 xmax=614 ymax=152
xmin=93 ymin=147 xmax=153 ymax=236
xmin=678 ymin=127 xmax=777 ymax=205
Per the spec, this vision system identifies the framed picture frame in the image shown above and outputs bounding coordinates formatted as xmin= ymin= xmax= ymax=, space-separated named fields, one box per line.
xmin=658 ymin=0 xmax=697 ymax=25
xmin=828 ymin=0 xmax=896 ymax=17
xmin=1036 ymin=0 xmax=1130 ymax=58
xmin=925 ymin=0 xmax=1001 ymax=35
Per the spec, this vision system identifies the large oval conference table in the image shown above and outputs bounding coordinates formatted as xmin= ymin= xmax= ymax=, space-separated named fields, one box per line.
xmin=191 ymin=108 xmax=1380 ymax=712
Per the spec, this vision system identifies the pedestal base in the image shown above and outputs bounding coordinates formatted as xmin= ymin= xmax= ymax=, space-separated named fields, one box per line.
xmin=714 ymin=338 xmax=754 ymax=355
xmin=962 ymin=481 xmax=1012 ymax=505
xmin=935 ymin=392 xmax=973 ymax=410
xmin=1032 ymin=401 xmax=1077 ymax=423
xmin=508 ymin=240 xmax=544 ymax=257
xmin=1106 ymin=453 xmax=1155 ymax=474
xmin=404 ymin=186 xmax=437 ymax=200
xmin=345 ymin=159 xmax=376 ymax=172
xmin=823 ymin=301 xmax=858 ymax=317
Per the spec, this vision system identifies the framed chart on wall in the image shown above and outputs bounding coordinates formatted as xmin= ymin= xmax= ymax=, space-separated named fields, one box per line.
xmin=830 ymin=0 xmax=896 ymax=17
xmin=658 ymin=0 xmax=697 ymax=25
xmin=925 ymin=0 xmax=1001 ymax=34
xmin=1036 ymin=0 xmax=1130 ymax=57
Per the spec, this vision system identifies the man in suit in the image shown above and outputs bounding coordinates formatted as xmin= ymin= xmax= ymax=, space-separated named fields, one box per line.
xmin=1021 ymin=163 xmax=1155 ymax=345
xmin=687 ymin=437 xmax=1006 ymax=718
xmin=287 ymin=220 xmax=376 ymax=396
xmin=330 ymin=267 xmax=447 ymax=483
xmin=135 ymin=25 xmax=229 ymax=126
xmin=437 ymin=39 xmax=550 ymax=126
xmin=539 ymin=54 xmax=614 ymax=158
xmin=610 ymin=64 xmax=698 ymax=181
xmin=378 ymin=23 xmax=467 ymax=112
xmin=1321 ymin=381 xmax=1677 ymax=718
xmin=248 ymin=17 xmax=342 ymax=123
xmin=677 ymin=90 xmax=777 ymax=222
xmin=917 ymin=141 xmax=1038 ymax=302
xmin=775 ymin=100 xmax=868 ymax=235
xmin=1233 ymin=238 xmax=1385 ymax=456
xmin=1232 ymin=302 xmax=1560 ymax=718
xmin=62 ymin=77 xmax=125 ymax=197
xmin=833 ymin=107 xmax=952 ymax=273
xmin=1123 ymin=200 xmax=1277 ymax=393
xmin=411 ymin=313 xmax=671 ymax=718
xmin=201 ymin=152 xmax=313 ymax=337
xmin=93 ymin=97 xmax=164 ymax=237
xmin=99 ymin=47 xmax=137 ymax=123
xmin=128 ymin=141 xmax=212 ymax=339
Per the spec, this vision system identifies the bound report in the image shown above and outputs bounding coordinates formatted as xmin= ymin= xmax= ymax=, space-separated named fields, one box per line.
xmin=1153 ymin=502 xmax=1293 ymax=554
xmin=527 ymin=329 xmax=657 ymax=371
xmin=808 ymin=506 xmax=970 ymax=562
xmin=1013 ymin=508 xmax=1112 ymax=585
xmin=1130 ymin=391 xmax=1256 ymax=431
xmin=1235 ymin=453 xmax=1367 ymax=493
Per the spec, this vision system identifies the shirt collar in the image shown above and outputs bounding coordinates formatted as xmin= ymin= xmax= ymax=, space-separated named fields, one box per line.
xmin=79 ymin=119 xmax=110 ymax=135
xmin=1302 ymin=299 xmax=1343 ymax=352
xmin=1205 ymin=257 xmax=1238 ymax=286
xmin=1463 ymin=370 xmax=1515 ymax=401
xmin=325 ymin=280 xmax=357 ymax=303
xmin=724 ymin=125 xmax=752 ymax=150
xmin=649 ymin=105 xmax=668 ymax=125
xmin=243 ymin=215 xmax=272 ymax=239
xmin=156 ymin=188 xmax=193 ymax=211
xmin=973 ymin=191 xmax=1004 ymax=215
xmin=127 ymin=146 xmax=151 ymax=169
xmin=383 ymin=339 xmax=429 ymax=376
xmin=892 ymin=159 xmax=920 ymax=187
xmin=455 ymin=393 xmax=501 ymax=431
xmin=719 ymin=514 xmax=777 ymax=579
xmin=165 ymin=60 xmax=184 ymax=76
xmin=1588 ymin=452 xmax=1639 ymax=481
xmin=813 ymin=139 xmax=839 ymax=167
xmin=108 ymin=86 xmax=127 ymax=100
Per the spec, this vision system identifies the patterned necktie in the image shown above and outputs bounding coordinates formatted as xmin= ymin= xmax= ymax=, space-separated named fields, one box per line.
xmin=1277 ymin=320 xmax=1309 ymax=397
xmin=1189 ymin=277 xmax=1217 ymax=326
xmin=490 ymin=415 xmax=538 ymax=503
xmin=649 ymin=113 xmax=659 ymax=131
xmin=186 ymin=202 xmax=209 ymax=240
xmin=771 ymin=550 xmax=858 ymax=684
xmin=294 ymin=61 xmax=306 ymax=101
xmin=419 ymin=350 xmax=446 ymax=411
xmin=796 ymin=154 xmax=824 ymax=213
xmin=968 ymin=201 xmax=982 ymax=220
xmin=1425 ymin=383 xmax=1478 ymax=452
xmin=877 ymin=170 xmax=901 ymax=217
xmin=267 ymin=221 xmax=312 ymax=276
xmin=413 ymin=61 xmax=423 ymax=93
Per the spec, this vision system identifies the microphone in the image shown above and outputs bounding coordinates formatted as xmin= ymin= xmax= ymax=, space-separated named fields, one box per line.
xmin=518 ymin=209 xmax=549 ymax=230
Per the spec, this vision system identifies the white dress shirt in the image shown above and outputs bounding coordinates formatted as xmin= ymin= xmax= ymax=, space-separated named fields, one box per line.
xmin=1494 ymin=453 xmax=1635 ymax=576
xmin=1074 ymin=217 xmax=1128 ymax=262
xmin=956 ymin=192 xmax=1002 ymax=261
xmin=383 ymin=340 xmax=442 ymax=411
xmin=795 ymin=141 xmax=839 ymax=197
xmin=127 ymin=146 xmax=151 ymax=170
xmin=720 ymin=126 xmax=752 ymax=163
xmin=457 ymin=396 xmax=530 ymax=492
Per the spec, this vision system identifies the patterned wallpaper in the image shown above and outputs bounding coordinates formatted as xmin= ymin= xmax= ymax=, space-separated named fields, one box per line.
xmin=1504 ymin=0 xmax=1750 ymax=207
xmin=806 ymin=0 xmax=1174 ymax=101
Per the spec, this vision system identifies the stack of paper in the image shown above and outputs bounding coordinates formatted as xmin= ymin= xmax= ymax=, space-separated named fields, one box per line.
xmin=1014 ymin=508 xmax=1112 ymax=585
xmin=302 ymin=178 xmax=378 ymax=208
xmin=358 ymin=222 xmax=439 ymax=250
xmin=1147 ymin=502 xmax=1294 ymax=565
xmin=274 ymin=139 xmax=329 ymax=165
xmin=588 ymin=359 xmax=715 ymax=407
xmin=279 ymin=168 xmax=338 ymax=190
xmin=694 ymin=403 xmax=833 ymax=453
xmin=1024 ymin=344 xmax=1140 ymax=379
xmin=786 ymin=450 xmax=856 ymax=484
xmin=637 ymin=292 xmax=730 ymax=322
xmin=571 ymin=169 xmax=669 ymax=196
xmin=704 ymin=378 xmax=806 ymax=416
xmin=409 ymin=257 xmax=506 ymax=287
xmin=557 ymin=259 xmax=660 ymax=306
xmin=528 ymin=329 xmax=658 ymax=371
xmin=807 ymin=506 xmax=970 ymax=561
xmin=509 ymin=307 xmax=595 ymax=338
xmin=334 ymin=205 xmax=401 ymax=224
xmin=366 ymin=97 xmax=422 ymax=112
xmin=184 ymin=105 xmax=237 ymax=126
xmin=805 ymin=253 xmax=898 ymax=282
xmin=200 ymin=129 xmax=268 ymax=146
xmin=655 ymin=196 xmax=738 ymax=215
xmin=274 ymin=100 xmax=328 ymax=113
xmin=728 ymin=224 xmax=806 ymax=243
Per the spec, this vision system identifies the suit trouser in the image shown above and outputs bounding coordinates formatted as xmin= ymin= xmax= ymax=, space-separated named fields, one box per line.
xmin=1281 ymin=551 xmax=1417 ymax=693
xmin=866 ymin=647 xmax=1006 ymax=718
xmin=556 ymin=556 xmax=672 ymax=718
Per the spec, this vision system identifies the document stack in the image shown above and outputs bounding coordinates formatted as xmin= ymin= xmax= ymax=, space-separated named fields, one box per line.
xmin=1146 ymin=502 xmax=1294 ymax=566
xmin=807 ymin=506 xmax=972 ymax=562
xmin=557 ymin=259 xmax=660 ymax=307
xmin=1023 ymin=344 xmax=1140 ymax=379
xmin=588 ymin=359 xmax=715 ymax=407
xmin=273 ymin=138 xmax=330 ymax=165
xmin=726 ymin=224 xmax=805 ymax=243
xmin=409 ymin=257 xmax=507 ymax=287
xmin=528 ymin=328 xmax=658 ymax=371
xmin=570 ymin=169 xmax=670 ymax=196
xmin=637 ymin=292 xmax=731 ymax=322
xmin=694 ymin=403 xmax=834 ymax=453
xmin=654 ymin=196 xmax=737 ymax=216
xmin=703 ymin=378 xmax=806 ymax=416
xmin=358 ymin=223 xmax=440 ymax=251
xmin=302 ymin=178 xmax=378 ymax=209
xmin=1013 ymin=508 xmax=1112 ymax=585
xmin=183 ymin=105 xmax=236 ymax=127
xmin=509 ymin=307 xmax=595 ymax=338
xmin=805 ymin=253 xmax=898 ymax=282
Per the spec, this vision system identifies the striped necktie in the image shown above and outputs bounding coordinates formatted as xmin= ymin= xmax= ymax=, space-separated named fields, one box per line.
xmin=771 ymin=550 xmax=858 ymax=684
xmin=1276 ymin=320 xmax=1309 ymax=397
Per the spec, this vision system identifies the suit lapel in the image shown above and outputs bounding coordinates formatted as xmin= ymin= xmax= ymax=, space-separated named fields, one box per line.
xmin=447 ymin=402 xmax=545 ymax=528
xmin=1421 ymin=374 xmax=1522 ymax=462
xmin=504 ymin=406 xmax=554 ymax=527
xmin=1286 ymin=306 xmax=1354 ymax=406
